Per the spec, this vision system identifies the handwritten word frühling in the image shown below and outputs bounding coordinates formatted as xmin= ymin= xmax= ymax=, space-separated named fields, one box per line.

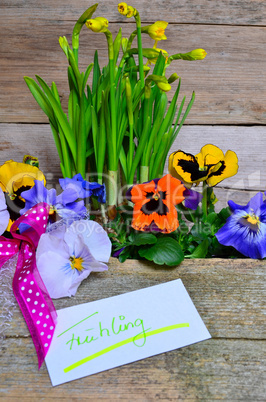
xmin=65 ymin=312 xmax=151 ymax=350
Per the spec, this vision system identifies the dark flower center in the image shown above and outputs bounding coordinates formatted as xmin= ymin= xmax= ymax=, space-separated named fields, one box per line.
xmin=141 ymin=191 xmax=169 ymax=216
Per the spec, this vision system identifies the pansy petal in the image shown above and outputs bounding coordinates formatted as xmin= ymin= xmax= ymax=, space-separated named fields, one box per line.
xmin=184 ymin=187 xmax=203 ymax=210
xmin=64 ymin=220 xmax=111 ymax=263
xmin=216 ymin=199 xmax=266 ymax=259
xmin=36 ymin=251 xmax=75 ymax=298
xmin=206 ymin=149 xmax=238 ymax=187
xmin=169 ymin=150 xmax=209 ymax=184
xmin=0 ymin=160 xmax=46 ymax=194
xmin=20 ymin=180 xmax=48 ymax=214
xmin=0 ymin=210 xmax=10 ymax=235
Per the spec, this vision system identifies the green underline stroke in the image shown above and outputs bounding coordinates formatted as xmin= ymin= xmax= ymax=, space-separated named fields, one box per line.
xmin=64 ymin=322 xmax=189 ymax=373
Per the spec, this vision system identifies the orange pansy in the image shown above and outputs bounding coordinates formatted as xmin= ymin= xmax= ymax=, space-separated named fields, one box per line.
xmin=127 ymin=174 xmax=185 ymax=233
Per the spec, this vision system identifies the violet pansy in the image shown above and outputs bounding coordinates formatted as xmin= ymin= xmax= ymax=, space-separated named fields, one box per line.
xmin=20 ymin=180 xmax=86 ymax=220
xmin=59 ymin=174 xmax=106 ymax=203
xmin=216 ymin=192 xmax=266 ymax=259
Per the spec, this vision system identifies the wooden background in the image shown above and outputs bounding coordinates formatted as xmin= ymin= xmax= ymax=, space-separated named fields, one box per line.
xmin=0 ymin=1 xmax=266 ymax=400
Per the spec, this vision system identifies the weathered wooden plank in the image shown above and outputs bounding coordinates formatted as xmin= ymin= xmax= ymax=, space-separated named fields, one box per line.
xmin=0 ymin=19 xmax=265 ymax=124
xmin=3 ymin=257 xmax=266 ymax=340
xmin=1 ymin=0 xmax=265 ymax=25
xmin=1 ymin=337 xmax=265 ymax=400
xmin=1 ymin=124 xmax=265 ymax=197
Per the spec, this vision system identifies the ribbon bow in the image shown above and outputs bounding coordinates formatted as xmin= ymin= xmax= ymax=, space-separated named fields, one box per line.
xmin=0 ymin=203 xmax=57 ymax=368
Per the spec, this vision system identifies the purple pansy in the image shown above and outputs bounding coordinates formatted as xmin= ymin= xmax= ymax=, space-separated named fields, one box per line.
xmin=59 ymin=174 xmax=106 ymax=203
xmin=216 ymin=192 xmax=266 ymax=259
xmin=20 ymin=180 xmax=86 ymax=219
xmin=183 ymin=187 xmax=203 ymax=210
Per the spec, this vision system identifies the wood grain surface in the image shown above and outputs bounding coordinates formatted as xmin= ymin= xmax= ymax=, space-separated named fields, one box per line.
xmin=1 ymin=1 xmax=266 ymax=400
xmin=0 ymin=3 xmax=266 ymax=124
xmin=1 ymin=258 xmax=266 ymax=399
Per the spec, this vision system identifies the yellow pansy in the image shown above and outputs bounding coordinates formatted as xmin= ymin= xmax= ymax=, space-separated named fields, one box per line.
xmin=0 ymin=159 xmax=46 ymax=230
xmin=169 ymin=144 xmax=238 ymax=186
xmin=85 ymin=17 xmax=109 ymax=33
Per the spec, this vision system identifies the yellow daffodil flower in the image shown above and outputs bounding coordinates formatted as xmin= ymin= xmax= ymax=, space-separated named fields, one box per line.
xmin=126 ymin=5 xmax=135 ymax=18
xmin=118 ymin=2 xmax=128 ymax=16
xmin=169 ymin=144 xmax=238 ymax=187
xmin=118 ymin=2 xmax=136 ymax=18
xmin=147 ymin=21 xmax=168 ymax=41
xmin=147 ymin=48 xmax=168 ymax=64
xmin=85 ymin=17 xmax=109 ymax=33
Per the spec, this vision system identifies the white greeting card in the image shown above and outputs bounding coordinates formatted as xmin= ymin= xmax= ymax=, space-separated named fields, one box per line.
xmin=45 ymin=279 xmax=211 ymax=386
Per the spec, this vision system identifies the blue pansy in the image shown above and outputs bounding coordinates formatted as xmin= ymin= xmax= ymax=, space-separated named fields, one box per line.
xmin=216 ymin=192 xmax=266 ymax=259
xmin=20 ymin=180 xmax=86 ymax=219
xmin=59 ymin=174 xmax=106 ymax=203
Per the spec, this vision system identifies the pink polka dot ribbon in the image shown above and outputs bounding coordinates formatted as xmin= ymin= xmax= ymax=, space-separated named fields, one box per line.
xmin=0 ymin=203 xmax=57 ymax=369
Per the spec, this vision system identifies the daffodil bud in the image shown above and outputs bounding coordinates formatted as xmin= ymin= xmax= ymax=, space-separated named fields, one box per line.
xmin=188 ymin=49 xmax=207 ymax=60
xmin=121 ymin=37 xmax=128 ymax=53
xmin=59 ymin=36 xmax=69 ymax=57
xmin=145 ymin=74 xmax=172 ymax=92
xmin=171 ymin=49 xmax=207 ymax=61
xmin=85 ymin=17 xmax=109 ymax=33
xmin=168 ymin=73 xmax=179 ymax=84
xmin=156 ymin=81 xmax=171 ymax=92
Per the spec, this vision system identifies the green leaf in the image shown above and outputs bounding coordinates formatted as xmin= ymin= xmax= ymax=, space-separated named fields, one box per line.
xmin=118 ymin=247 xmax=132 ymax=263
xmin=131 ymin=232 xmax=157 ymax=247
xmin=138 ymin=237 xmax=184 ymax=266
xmin=92 ymin=50 xmax=101 ymax=94
xmin=188 ymin=239 xmax=209 ymax=258
xmin=82 ymin=63 xmax=94 ymax=93
xmin=35 ymin=75 xmax=76 ymax=160
xmin=72 ymin=3 xmax=98 ymax=50
xmin=24 ymin=77 xmax=57 ymax=127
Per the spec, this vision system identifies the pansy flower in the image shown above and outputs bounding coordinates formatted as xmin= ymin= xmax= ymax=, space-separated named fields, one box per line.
xmin=0 ymin=188 xmax=10 ymax=235
xmin=0 ymin=159 xmax=46 ymax=229
xmin=126 ymin=174 xmax=185 ymax=233
xmin=215 ymin=192 xmax=266 ymax=259
xmin=59 ymin=173 xmax=106 ymax=203
xmin=20 ymin=180 xmax=86 ymax=221
xmin=36 ymin=220 xmax=111 ymax=298
xmin=169 ymin=144 xmax=238 ymax=187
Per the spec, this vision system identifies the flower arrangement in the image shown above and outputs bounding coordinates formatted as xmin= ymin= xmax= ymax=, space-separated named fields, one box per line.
xmin=1 ymin=3 xmax=265 ymax=367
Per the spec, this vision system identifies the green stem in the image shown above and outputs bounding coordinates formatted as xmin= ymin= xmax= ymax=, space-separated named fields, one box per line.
xmin=105 ymin=31 xmax=117 ymax=171
xmin=136 ymin=24 xmax=145 ymax=88
xmin=107 ymin=170 xmax=118 ymax=206
xmin=140 ymin=166 xmax=149 ymax=183
xmin=202 ymin=181 xmax=208 ymax=220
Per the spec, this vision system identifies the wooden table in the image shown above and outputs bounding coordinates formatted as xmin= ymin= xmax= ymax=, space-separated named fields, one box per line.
xmin=0 ymin=0 xmax=266 ymax=399
xmin=1 ymin=257 xmax=265 ymax=399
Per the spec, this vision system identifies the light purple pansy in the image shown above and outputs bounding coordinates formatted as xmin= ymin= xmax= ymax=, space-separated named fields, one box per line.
xmin=36 ymin=219 xmax=111 ymax=298
xmin=0 ymin=188 xmax=10 ymax=234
